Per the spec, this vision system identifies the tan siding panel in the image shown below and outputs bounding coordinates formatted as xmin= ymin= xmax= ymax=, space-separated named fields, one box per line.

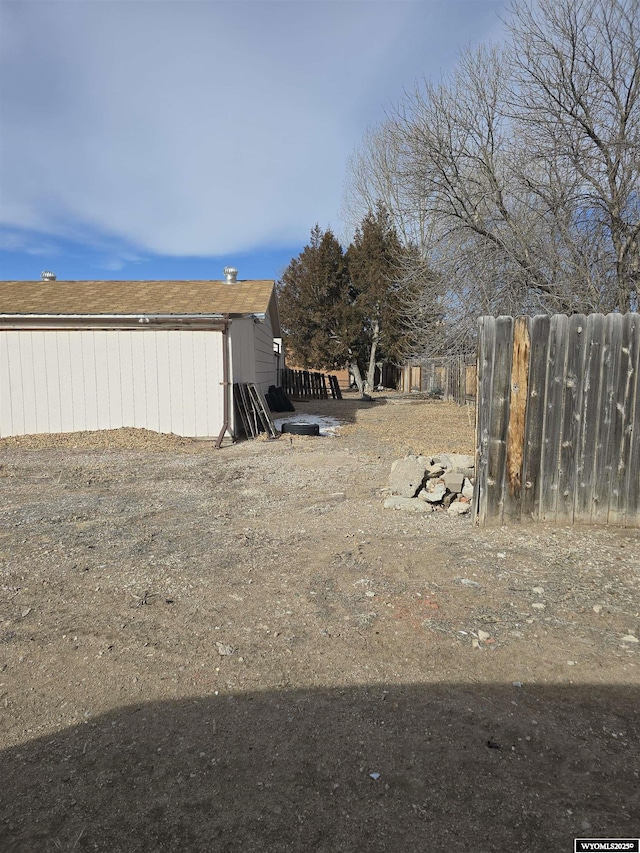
xmin=155 ymin=331 xmax=172 ymax=433
xmin=132 ymin=331 xmax=147 ymax=427
xmin=79 ymin=333 xmax=98 ymax=431
xmin=30 ymin=332 xmax=50 ymax=433
xmin=92 ymin=332 xmax=110 ymax=429
xmin=1 ymin=333 xmax=19 ymax=435
xmin=0 ymin=334 xmax=11 ymax=435
xmin=44 ymin=333 xmax=61 ymax=431
xmin=106 ymin=332 xmax=123 ymax=429
xmin=192 ymin=332 xmax=207 ymax=435
xmin=19 ymin=333 xmax=38 ymax=434
xmin=42 ymin=333 xmax=61 ymax=433
xmin=0 ymin=329 xmax=224 ymax=437
xmin=167 ymin=333 xmax=185 ymax=435
xmin=141 ymin=332 xmax=160 ymax=432
xmin=201 ymin=332 xmax=213 ymax=433
xmin=117 ymin=332 xmax=135 ymax=428
xmin=70 ymin=333 xmax=89 ymax=431
xmin=56 ymin=333 xmax=73 ymax=432
xmin=180 ymin=333 xmax=197 ymax=435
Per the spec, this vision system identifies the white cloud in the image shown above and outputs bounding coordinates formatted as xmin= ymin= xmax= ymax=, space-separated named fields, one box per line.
xmin=0 ymin=0 xmax=506 ymax=257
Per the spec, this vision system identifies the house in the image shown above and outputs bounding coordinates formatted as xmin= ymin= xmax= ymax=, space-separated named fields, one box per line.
xmin=0 ymin=269 xmax=281 ymax=444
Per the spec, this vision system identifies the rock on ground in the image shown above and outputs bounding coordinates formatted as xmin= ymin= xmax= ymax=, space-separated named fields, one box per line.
xmin=384 ymin=495 xmax=433 ymax=513
xmin=388 ymin=455 xmax=429 ymax=498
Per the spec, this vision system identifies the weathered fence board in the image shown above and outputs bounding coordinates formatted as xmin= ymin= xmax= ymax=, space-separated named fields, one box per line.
xmin=328 ymin=374 xmax=343 ymax=400
xmin=608 ymin=313 xmax=635 ymax=524
xmin=475 ymin=312 xmax=640 ymax=528
xmin=574 ymin=313 xmax=605 ymax=521
xmin=485 ymin=317 xmax=514 ymax=525
xmin=612 ymin=312 xmax=640 ymax=526
xmin=591 ymin=314 xmax=623 ymax=524
xmin=474 ymin=317 xmax=496 ymax=526
xmin=520 ymin=314 xmax=550 ymax=521
xmin=280 ymin=367 xmax=340 ymax=400
xmin=625 ymin=317 xmax=640 ymax=527
xmin=504 ymin=317 xmax=530 ymax=522
xmin=556 ymin=314 xmax=588 ymax=523
xmin=538 ymin=314 xmax=568 ymax=522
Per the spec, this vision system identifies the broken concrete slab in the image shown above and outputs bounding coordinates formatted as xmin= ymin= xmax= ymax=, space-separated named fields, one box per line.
xmin=419 ymin=482 xmax=446 ymax=502
xmin=438 ymin=453 xmax=475 ymax=476
xmin=425 ymin=462 xmax=445 ymax=479
xmin=444 ymin=472 xmax=465 ymax=494
xmin=447 ymin=499 xmax=471 ymax=516
xmin=384 ymin=496 xmax=434 ymax=513
xmin=388 ymin=455 xmax=429 ymax=498
xmin=387 ymin=452 xmax=475 ymax=514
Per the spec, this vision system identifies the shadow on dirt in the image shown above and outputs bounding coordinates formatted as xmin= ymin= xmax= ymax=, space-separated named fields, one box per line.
xmin=270 ymin=393 xmax=389 ymax=428
xmin=2 ymin=682 xmax=638 ymax=852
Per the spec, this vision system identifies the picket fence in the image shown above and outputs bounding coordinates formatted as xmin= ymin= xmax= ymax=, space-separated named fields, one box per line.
xmin=280 ymin=367 xmax=342 ymax=400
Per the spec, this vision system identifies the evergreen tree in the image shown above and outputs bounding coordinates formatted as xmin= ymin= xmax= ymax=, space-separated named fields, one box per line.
xmin=278 ymin=212 xmax=409 ymax=395
xmin=346 ymin=203 xmax=406 ymax=391
xmin=277 ymin=225 xmax=353 ymax=371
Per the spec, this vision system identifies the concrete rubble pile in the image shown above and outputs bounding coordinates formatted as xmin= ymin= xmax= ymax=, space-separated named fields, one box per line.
xmin=384 ymin=453 xmax=475 ymax=516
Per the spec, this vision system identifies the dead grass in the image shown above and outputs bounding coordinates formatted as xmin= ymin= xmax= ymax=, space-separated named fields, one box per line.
xmin=337 ymin=396 xmax=475 ymax=457
xmin=0 ymin=393 xmax=475 ymax=459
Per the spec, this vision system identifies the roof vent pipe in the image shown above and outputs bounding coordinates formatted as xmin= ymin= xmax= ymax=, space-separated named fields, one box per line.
xmin=41 ymin=271 xmax=57 ymax=281
xmin=223 ymin=266 xmax=238 ymax=284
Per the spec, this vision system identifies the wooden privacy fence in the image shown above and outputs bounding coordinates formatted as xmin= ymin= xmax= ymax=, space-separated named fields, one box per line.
xmin=474 ymin=313 xmax=640 ymax=528
xmin=400 ymin=356 xmax=477 ymax=404
xmin=280 ymin=367 xmax=342 ymax=400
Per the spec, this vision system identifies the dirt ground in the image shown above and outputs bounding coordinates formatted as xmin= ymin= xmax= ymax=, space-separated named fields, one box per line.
xmin=1 ymin=394 xmax=638 ymax=852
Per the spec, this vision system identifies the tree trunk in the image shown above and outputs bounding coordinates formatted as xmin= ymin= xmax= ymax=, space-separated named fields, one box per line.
xmin=349 ymin=360 xmax=365 ymax=396
xmin=364 ymin=319 xmax=380 ymax=393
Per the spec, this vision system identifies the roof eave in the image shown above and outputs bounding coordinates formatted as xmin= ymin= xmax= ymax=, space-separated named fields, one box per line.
xmin=266 ymin=290 xmax=282 ymax=337
xmin=0 ymin=313 xmax=231 ymax=331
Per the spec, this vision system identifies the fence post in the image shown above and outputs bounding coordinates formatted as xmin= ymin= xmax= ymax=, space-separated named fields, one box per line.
xmin=520 ymin=314 xmax=550 ymax=522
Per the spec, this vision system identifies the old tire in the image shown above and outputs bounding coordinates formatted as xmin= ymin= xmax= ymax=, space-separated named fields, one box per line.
xmin=281 ymin=422 xmax=320 ymax=436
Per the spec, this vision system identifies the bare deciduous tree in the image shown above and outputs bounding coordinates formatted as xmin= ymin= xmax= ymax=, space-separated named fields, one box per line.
xmin=341 ymin=120 xmax=433 ymax=250
xmin=343 ymin=0 xmax=639 ymax=359
xmin=509 ymin=0 xmax=640 ymax=313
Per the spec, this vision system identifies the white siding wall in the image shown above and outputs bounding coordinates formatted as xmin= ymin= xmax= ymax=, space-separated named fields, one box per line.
xmin=229 ymin=316 xmax=277 ymax=391
xmin=0 ymin=329 xmax=224 ymax=438
xmin=253 ymin=316 xmax=278 ymax=392
xmin=228 ymin=319 xmax=255 ymax=437
xmin=228 ymin=317 xmax=277 ymax=435
xmin=229 ymin=318 xmax=256 ymax=384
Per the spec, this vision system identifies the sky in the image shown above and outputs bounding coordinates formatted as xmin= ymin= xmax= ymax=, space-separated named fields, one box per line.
xmin=0 ymin=0 xmax=506 ymax=282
